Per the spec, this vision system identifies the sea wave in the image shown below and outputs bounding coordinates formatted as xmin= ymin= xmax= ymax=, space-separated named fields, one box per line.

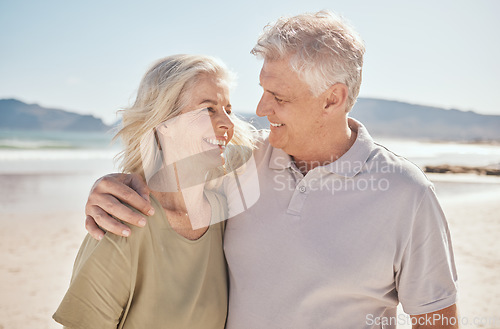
xmin=0 ymin=129 xmax=115 ymax=150
xmin=0 ymin=139 xmax=77 ymax=150
xmin=377 ymin=138 xmax=500 ymax=167
xmin=0 ymin=149 xmax=118 ymax=161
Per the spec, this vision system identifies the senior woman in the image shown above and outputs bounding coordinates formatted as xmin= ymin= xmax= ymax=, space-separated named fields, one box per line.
xmin=53 ymin=55 xmax=255 ymax=329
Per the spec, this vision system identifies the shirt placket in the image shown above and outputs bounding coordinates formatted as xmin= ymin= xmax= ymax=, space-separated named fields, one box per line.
xmin=286 ymin=167 xmax=320 ymax=216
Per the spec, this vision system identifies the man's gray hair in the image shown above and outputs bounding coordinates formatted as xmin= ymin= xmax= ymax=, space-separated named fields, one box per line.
xmin=251 ymin=10 xmax=365 ymax=111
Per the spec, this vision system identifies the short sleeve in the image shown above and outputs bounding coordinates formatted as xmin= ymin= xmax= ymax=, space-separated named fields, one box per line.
xmin=53 ymin=234 xmax=132 ymax=329
xmin=396 ymin=185 xmax=458 ymax=315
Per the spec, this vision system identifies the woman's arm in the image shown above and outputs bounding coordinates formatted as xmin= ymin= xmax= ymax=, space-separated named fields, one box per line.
xmin=53 ymin=234 xmax=133 ymax=329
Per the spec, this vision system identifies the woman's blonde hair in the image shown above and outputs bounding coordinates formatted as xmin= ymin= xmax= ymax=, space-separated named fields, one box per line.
xmin=114 ymin=54 xmax=256 ymax=185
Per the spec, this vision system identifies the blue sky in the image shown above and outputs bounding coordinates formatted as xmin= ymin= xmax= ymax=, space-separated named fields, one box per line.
xmin=1 ymin=0 xmax=499 ymax=124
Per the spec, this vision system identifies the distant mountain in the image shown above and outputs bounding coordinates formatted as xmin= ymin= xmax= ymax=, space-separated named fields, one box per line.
xmin=2 ymin=98 xmax=499 ymax=140
xmin=240 ymin=97 xmax=500 ymax=141
xmin=352 ymin=98 xmax=500 ymax=141
xmin=0 ymin=99 xmax=110 ymax=132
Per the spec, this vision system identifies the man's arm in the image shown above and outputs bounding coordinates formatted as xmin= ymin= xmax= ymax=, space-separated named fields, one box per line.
xmin=411 ymin=304 xmax=459 ymax=329
xmin=85 ymin=173 xmax=154 ymax=240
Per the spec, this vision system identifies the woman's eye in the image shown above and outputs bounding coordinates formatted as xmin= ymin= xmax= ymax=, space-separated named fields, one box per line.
xmin=225 ymin=108 xmax=232 ymax=115
xmin=207 ymin=107 xmax=216 ymax=113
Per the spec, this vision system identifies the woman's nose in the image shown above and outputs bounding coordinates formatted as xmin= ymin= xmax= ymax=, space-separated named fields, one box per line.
xmin=213 ymin=109 xmax=234 ymax=131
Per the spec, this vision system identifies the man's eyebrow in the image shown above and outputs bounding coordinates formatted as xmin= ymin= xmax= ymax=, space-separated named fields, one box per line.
xmin=269 ymin=90 xmax=286 ymax=98
xmin=259 ymin=83 xmax=285 ymax=98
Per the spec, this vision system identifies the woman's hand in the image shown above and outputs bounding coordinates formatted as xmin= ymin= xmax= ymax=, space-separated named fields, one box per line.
xmin=84 ymin=173 xmax=155 ymax=240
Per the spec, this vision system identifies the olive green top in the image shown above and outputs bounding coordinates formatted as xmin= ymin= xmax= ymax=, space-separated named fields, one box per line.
xmin=53 ymin=191 xmax=228 ymax=329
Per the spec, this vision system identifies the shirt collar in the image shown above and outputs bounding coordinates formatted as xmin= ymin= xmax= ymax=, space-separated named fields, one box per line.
xmin=323 ymin=118 xmax=375 ymax=178
xmin=268 ymin=118 xmax=375 ymax=178
xmin=269 ymin=147 xmax=294 ymax=170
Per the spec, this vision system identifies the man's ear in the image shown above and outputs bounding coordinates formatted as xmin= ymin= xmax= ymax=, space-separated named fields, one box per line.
xmin=324 ymin=83 xmax=349 ymax=113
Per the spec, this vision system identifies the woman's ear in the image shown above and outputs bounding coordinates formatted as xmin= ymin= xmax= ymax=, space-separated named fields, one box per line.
xmin=324 ymin=83 xmax=349 ymax=113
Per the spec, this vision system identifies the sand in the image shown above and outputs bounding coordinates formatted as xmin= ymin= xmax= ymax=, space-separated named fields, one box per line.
xmin=1 ymin=173 xmax=499 ymax=329
xmin=438 ymin=190 xmax=500 ymax=328
xmin=0 ymin=212 xmax=85 ymax=329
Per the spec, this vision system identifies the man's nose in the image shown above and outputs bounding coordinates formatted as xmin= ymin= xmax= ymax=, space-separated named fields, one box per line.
xmin=256 ymin=93 xmax=273 ymax=117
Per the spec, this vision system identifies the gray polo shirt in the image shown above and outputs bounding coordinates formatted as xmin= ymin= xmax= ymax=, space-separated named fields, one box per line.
xmin=223 ymin=118 xmax=458 ymax=329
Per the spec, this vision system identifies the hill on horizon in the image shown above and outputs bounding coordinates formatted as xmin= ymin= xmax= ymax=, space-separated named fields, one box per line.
xmin=1 ymin=98 xmax=499 ymax=141
xmin=352 ymin=98 xmax=500 ymax=141
xmin=241 ymin=98 xmax=500 ymax=141
xmin=0 ymin=99 xmax=110 ymax=132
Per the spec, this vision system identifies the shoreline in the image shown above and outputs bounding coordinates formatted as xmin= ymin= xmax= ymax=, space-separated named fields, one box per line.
xmin=425 ymin=164 xmax=500 ymax=175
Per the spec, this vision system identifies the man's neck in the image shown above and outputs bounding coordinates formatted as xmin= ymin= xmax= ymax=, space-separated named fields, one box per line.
xmin=292 ymin=121 xmax=357 ymax=175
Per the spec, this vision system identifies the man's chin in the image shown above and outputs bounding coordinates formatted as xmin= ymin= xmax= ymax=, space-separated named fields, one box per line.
xmin=268 ymin=135 xmax=285 ymax=150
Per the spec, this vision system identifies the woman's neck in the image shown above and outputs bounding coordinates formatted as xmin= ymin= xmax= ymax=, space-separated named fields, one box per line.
xmin=151 ymin=184 xmax=211 ymax=240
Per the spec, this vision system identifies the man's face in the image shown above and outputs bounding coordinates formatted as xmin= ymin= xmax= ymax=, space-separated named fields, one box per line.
xmin=256 ymin=58 xmax=327 ymax=158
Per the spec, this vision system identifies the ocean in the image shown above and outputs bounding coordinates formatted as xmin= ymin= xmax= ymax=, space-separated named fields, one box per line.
xmin=376 ymin=138 xmax=500 ymax=168
xmin=1 ymin=129 xmax=499 ymax=174
xmin=0 ymin=129 xmax=499 ymax=215
xmin=0 ymin=130 xmax=120 ymax=214
xmin=0 ymin=129 xmax=120 ymax=175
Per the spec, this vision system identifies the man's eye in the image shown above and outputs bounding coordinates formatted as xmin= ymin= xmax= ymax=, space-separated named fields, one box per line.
xmin=275 ymin=97 xmax=284 ymax=104
xmin=207 ymin=107 xmax=216 ymax=113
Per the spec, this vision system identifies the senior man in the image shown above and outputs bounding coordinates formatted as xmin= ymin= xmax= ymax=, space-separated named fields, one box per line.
xmin=85 ymin=11 xmax=458 ymax=329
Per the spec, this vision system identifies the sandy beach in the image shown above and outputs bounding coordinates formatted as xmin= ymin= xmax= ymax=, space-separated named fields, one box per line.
xmin=432 ymin=175 xmax=500 ymax=329
xmin=1 ymin=172 xmax=499 ymax=329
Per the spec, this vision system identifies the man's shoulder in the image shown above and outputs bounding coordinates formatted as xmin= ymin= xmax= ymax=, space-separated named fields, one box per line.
xmin=367 ymin=141 xmax=432 ymax=190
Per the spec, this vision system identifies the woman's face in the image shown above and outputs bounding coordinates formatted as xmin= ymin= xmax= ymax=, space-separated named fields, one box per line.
xmin=155 ymin=74 xmax=234 ymax=167
xmin=182 ymin=74 xmax=234 ymax=149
